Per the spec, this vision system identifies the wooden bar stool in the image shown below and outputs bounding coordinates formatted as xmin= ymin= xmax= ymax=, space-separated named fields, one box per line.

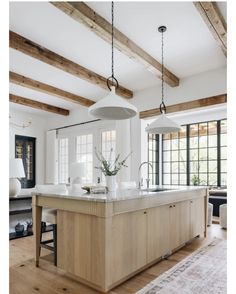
xmin=40 ymin=208 xmax=57 ymax=266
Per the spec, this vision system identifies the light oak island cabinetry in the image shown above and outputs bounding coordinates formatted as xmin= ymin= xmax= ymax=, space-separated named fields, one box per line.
xmin=190 ymin=197 xmax=205 ymax=239
xmin=33 ymin=187 xmax=208 ymax=292
xmin=111 ymin=209 xmax=147 ymax=283
xmin=147 ymin=204 xmax=170 ymax=263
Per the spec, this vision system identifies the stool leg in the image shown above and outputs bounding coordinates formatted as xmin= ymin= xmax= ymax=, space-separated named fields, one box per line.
xmin=53 ymin=224 xmax=57 ymax=266
xmin=39 ymin=221 xmax=44 ymax=257
xmin=32 ymin=203 xmax=42 ymax=267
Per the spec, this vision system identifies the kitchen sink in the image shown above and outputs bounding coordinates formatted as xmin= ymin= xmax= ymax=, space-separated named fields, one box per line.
xmin=141 ymin=188 xmax=174 ymax=192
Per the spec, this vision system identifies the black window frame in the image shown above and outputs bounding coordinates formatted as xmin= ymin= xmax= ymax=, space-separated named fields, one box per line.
xmin=148 ymin=118 xmax=227 ymax=187
xmin=147 ymin=133 xmax=159 ymax=185
xmin=162 ymin=126 xmax=188 ymax=186
xmin=188 ymin=120 xmax=219 ymax=187
xmin=15 ymin=135 xmax=36 ymax=188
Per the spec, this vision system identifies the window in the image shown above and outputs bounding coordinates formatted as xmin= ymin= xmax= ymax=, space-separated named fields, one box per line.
xmin=161 ymin=119 xmax=227 ymax=187
xmin=58 ymin=138 xmax=69 ymax=184
xmin=15 ymin=135 xmax=36 ymax=188
xmin=101 ymin=130 xmax=116 ymax=181
xmin=148 ymin=134 xmax=159 ymax=185
xmin=162 ymin=127 xmax=187 ymax=185
xmin=220 ymin=119 xmax=227 ymax=186
xmin=101 ymin=130 xmax=116 ymax=160
xmin=76 ymin=134 xmax=93 ymax=183
xmin=189 ymin=121 xmax=218 ymax=186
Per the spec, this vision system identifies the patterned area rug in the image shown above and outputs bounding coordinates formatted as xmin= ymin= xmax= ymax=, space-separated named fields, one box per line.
xmin=136 ymin=239 xmax=227 ymax=294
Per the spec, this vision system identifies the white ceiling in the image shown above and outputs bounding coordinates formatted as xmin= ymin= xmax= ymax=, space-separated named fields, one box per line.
xmin=9 ymin=1 xmax=226 ymax=117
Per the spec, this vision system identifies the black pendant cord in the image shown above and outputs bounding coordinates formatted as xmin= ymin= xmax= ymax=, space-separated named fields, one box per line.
xmin=161 ymin=30 xmax=164 ymax=106
xmin=111 ymin=1 xmax=114 ymax=80
xmin=106 ymin=1 xmax=119 ymax=91
xmin=159 ymin=26 xmax=167 ymax=114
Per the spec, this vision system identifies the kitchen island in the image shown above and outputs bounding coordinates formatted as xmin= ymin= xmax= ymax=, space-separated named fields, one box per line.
xmin=32 ymin=186 xmax=208 ymax=292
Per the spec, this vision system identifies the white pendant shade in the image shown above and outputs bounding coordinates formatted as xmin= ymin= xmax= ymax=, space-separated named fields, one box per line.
xmin=88 ymin=87 xmax=137 ymax=120
xmin=145 ymin=114 xmax=181 ymax=134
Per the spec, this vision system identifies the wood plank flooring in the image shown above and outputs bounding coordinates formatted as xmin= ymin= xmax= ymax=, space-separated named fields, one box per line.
xmin=10 ymin=224 xmax=226 ymax=294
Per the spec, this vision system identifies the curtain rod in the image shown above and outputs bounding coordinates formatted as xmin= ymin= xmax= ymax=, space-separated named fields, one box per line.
xmin=49 ymin=119 xmax=101 ymax=131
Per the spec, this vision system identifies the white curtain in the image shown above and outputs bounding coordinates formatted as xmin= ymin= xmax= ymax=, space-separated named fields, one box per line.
xmin=45 ymin=130 xmax=58 ymax=184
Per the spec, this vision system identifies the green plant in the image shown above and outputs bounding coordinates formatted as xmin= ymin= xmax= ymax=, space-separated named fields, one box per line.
xmin=95 ymin=148 xmax=131 ymax=176
xmin=191 ymin=174 xmax=200 ymax=185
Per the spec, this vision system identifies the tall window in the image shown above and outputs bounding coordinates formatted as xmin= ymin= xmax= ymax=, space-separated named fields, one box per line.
xmin=76 ymin=134 xmax=93 ymax=183
xmin=161 ymin=119 xmax=227 ymax=187
xmin=58 ymin=138 xmax=69 ymax=184
xmin=189 ymin=121 xmax=218 ymax=186
xmin=148 ymin=134 xmax=159 ymax=185
xmin=101 ymin=130 xmax=116 ymax=181
xmin=162 ymin=127 xmax=187 ymax=185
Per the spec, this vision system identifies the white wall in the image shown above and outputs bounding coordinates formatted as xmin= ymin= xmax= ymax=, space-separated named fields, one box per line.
xmin=46 ymin=106 xmax=92 ymax=130
xmin=132 ymin=67 xmax=226 ymax=111
xmin=130 ymin=116 xmax=142 ymax=183
xmin=9 ymin=109 xmax=46 ymax=185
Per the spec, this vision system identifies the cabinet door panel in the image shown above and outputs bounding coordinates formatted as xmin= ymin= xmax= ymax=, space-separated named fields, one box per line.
xmin=190 ymin=197 xmax=205 ymax=238
xmin=179 ymin=200 xmax=191 ymax=244
xmin=57 ymin=210 xmax=105 ymax=286
xmin=169 ymin=201 xmax=190 ymax=251
xmin=147 ymin=205 xmax=170 ymax=263
xmin=111 ymin=210 xmax=146 ymax=283
xmin=169 ymin=203 xmax=180 ymax=250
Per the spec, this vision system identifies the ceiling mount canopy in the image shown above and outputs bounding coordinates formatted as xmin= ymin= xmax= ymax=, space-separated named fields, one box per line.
xmin=146 ymin=26 xmax=181 ymax=134
xmin=88 ymin=1 xmax=137 ymax=120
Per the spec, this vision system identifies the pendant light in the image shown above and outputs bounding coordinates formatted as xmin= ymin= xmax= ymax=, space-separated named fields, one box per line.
xmin=145 ymin=26 xmax=181 ymax=134
xmin=88 ymin=2 xmax=137 ymax=120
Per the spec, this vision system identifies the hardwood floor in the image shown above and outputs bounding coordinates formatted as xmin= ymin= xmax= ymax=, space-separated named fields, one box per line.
xmin=10 ymin=224 xmax=226 ymax=294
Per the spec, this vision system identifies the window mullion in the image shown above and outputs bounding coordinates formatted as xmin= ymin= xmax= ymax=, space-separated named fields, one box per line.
xmin=217 ymin=120 xmax=221 ymax=187
xmin=156 ymin=134 xmax=159 ymax=185
xmin=186 ymin=125 xmax=190 ymax=186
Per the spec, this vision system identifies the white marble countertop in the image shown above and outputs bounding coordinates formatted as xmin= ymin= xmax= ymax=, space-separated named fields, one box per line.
xmin=32 ymin=185 xmax=207 ymax=203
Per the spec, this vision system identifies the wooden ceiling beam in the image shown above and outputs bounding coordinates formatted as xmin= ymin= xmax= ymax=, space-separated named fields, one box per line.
xmin=194 ymin=2 xmax=227 ymax=56
xmin=9 ymin=93 xmax=70 ymax=116
xmin=51 ymin=2 xmax=180 ymax=87
xmin=9 ymin=31 xmax=133 ymax=99
xmin=139 ymin=94 xmax=227 ymax=119
xmin=9 ymin=71 xmax=95 ymax=107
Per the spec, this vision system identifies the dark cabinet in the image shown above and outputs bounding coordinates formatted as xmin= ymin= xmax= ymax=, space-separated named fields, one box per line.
xmin=15 ymin=135 xmax=36 ymax=188
xmin=209 ymin=190 xmax=227 ymax=216
xmin=9 ymin=196 xmax=53 ymax=240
